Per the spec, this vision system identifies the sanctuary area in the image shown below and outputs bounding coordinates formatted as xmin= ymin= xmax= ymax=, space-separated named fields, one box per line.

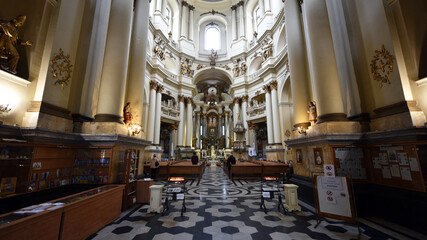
xmin=0 ymin=0 xmax=426 ymax=239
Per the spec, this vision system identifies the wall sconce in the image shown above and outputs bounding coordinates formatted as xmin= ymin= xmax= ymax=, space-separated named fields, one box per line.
xmin=0 ymin=104 xmax=11 ymax=114
xmin=128 ymin=124 xmax=142 ymax=136
xmin=297 ymin=126 xmax=306 ymax=135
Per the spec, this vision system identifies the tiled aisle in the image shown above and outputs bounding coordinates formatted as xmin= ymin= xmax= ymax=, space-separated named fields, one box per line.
xmin=88 ymin=167 xmax=422 ymax=240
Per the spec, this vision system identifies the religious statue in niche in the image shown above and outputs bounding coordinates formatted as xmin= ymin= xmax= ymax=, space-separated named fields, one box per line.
xmin=153 ymin=35 xmax=165 ymax=61
xmin=187 ymin=59 xmax=194 ymax=77
xmin=180 ymin=58 xmax=187 ymax=75
xmin=209 ymin=49 xmax=217 ymax=66
xmin=307 ymin=101 xmax=317 ymax=125
xmin=0 ymin=15 xmax=32 ymax=74
xmin=233 ymin=60 xmax=239 ymax=77
xmin=240 ymin=61 xmax=247 ymax=76
xmin=123 ymin=102 xmax=133 ymax=125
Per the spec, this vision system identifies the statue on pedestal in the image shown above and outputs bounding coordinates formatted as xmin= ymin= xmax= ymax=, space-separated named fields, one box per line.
xmin=0 ymin=15 xmax=32 ymax=74
xmin=307 ymin=101 xmax=317 ymax=125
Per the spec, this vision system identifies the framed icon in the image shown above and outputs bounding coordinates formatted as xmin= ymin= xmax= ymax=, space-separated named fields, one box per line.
xmin=313 ymin=148 xmax=323 ymax=166
xmin=296 ymin=149 xmax=303 ymax=164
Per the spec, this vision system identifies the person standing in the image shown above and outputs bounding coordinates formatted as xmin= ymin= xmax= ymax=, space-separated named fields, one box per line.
xmin=226 ymin=153 xmax=236 ymax=177
xmin=150 ymin=154 xmax=159 ymax=179
xmin=191 ymin=152 xmax=199 ymax=165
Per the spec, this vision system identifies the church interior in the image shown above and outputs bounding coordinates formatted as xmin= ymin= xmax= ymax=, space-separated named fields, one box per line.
xmin=0 ymin=0 xmax=427 ymax=239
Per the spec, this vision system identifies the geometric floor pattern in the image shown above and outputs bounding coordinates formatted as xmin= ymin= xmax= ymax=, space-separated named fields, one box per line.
xmin=88 ymin=167 xmax=421 ymax=240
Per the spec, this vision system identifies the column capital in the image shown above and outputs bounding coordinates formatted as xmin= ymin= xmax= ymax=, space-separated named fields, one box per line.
xmin=270 ymin=80 xmax=278 ymax=90
xmin=298 ymin=0 xmax=303 ymax=12
xmin=218 ymin=114 xmax=223 ymax=118
xmin=202 ymin=114 xmax=207 ymax=118
xmin=237 ymin=1 xmax=244 ymax=7
xmin=241 ymin=95 xmax=249 ymax=102
xmin=225 ymin=112 xmax=229 ymax=116
xmin=156 ymin=84 xmax=164 ymax=93
xmin=188 ymin=5 xmax=195 ymax=11
xmin=263 ymin=84 xmax=271 ymax=93
xmin=248 ymin=122 xmax=256 ymax=130
xmin=231 ymin=5 xmax=237 ymax=11
xmin=182 ymin=1 xmax=188 ymax=6
xmin=172 ymin=122 xmax=179 ymax=130
xmin=196 ymin=111 xmax=201 ymax=116
xmin=150 ymin=80 xmax=158 ymax=90
xmin=178 ymin=94 xmax=185 ymax=102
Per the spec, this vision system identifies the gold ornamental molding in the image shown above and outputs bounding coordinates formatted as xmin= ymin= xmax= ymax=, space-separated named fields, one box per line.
xmin=50 ymin=48 xmax=73 ymax=89
xmin=370 ymin=45 xmax=394 ymax=88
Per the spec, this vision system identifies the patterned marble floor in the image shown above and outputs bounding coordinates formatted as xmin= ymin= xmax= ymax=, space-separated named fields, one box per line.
xmin=88 ymin=167 xmax=424 ymax=240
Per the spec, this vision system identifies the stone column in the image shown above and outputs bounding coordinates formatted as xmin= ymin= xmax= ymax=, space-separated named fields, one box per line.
xmin=225 ymin=112 xmax=230 ymax=148
xmin=155 ymin=0 xmax=161 ymax=13
xmin=177 ymin=95 xmax=185 ymax=147
xmin=285 ymin=0 xmax=310 ymax=128
xmin=170 ymin=123 xmax=177 ymax=158
xmin=95 ymin=0 xmax=133 ymax=123
xmin=270 ymin=81 xmax=282 ymax=144
xmin=202 ymin=113 xmax=207 ymax=143
xmin=147 ymin=81 xmax=157 ymax=143
xmin=264 ymin=0 xmax=271 ymax=12
xmin=302 ymin=0 xmax=346 ymax=122
xmin=232 ymin=98 xmax=240 ymax=140
xmin=161 ymin=0 xmax=167 ymax=16
xmin=186 ymin=98 xmax=193 ymax=148
xmin=259 ymin=0 xmax=265 ymax=15
xmin=180 ymin=1 xmax=188 ymax=39
xmin=188 ymin=5 xmax=194 ymax=41
xmin=218 ymin=114 xmax=223 ymax=136
xmin=264 ymin=84 xmax=274 ymax=144
xmin=153 ymin=84 xmax=163 ymax=145
xmin=231 ymin=6 xmax=237 ymax=41
xmin=237 ymin=1 xmax=245 ymax=38
xmin=126 ymin=0 xmax=150 ymax=133
xmin=196 ymin=111 xmax=201 ymax=149
xmin=241 ymin=96 xmax=249 ymax=145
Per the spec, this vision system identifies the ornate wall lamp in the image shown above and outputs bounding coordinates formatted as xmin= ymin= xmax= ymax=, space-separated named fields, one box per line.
xmin=128 ymin=124 xmax=142 ymax=136
xmin=297 ymin=126 xmax=306 ymax=136
xmin=0 ymin=104 xmax=11 ymax=114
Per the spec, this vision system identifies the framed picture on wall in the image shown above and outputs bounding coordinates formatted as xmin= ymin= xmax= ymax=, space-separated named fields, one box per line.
xmin=313 ymin=148 xmax=323 ymax=166
xmin=296 ymin=149 xmax=303 ymax=164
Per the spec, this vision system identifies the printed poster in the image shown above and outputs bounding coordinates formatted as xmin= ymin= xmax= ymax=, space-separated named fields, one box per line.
xmin=379 ymin=153 xmax=388 ymax=165
xmin=381 ymin=166 xmax=391 ymax=179
xmin=372 ymin=157 xmax=381 ymax=169
xmin=390 ymin=164 xmax=400 ymax=177
xmin=400 ymin=167 xmax=412 ymax=181
xmin=397 ymin=152 xmax=408 ymax=165
xmin=409 ymin=158 xmax=419 ymax=171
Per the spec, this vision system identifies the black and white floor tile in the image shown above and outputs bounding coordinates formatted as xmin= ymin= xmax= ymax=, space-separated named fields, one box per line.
xmin=88 ymin=167 xmax=424 ymax=240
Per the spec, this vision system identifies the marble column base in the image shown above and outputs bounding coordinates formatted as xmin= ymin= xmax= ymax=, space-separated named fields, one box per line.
xmin=292 ymin=121 xmax=361 ymax=139
xmin=82 ymin=121 xmax=129 ymax=135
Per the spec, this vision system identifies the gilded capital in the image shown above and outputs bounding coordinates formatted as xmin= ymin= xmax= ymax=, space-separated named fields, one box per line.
xmin=157 ymin=84 xmax=164 ymax=93
xmin=225 ymin=112 xmax=229 ymax=116
xmin=218 ymin=114 xmax=223 ymax=118
xmin=241 ymin=95 xmax=249 ymax=102
xmin=270 ymin=81 xmax=278 ymax=90
xmin=150 ymin=80 xmax=157 ymax=90
xmin=262 ymin=85 xmax=271 ymax=93
xmin=178 ymin=94 xmax=185 ymax=102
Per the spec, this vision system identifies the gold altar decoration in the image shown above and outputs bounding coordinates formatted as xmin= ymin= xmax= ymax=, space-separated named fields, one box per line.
xmin=370 ymin=45 xmax=394 ymax=88
xmin=50 ymin=48 xmax=73 ymax=88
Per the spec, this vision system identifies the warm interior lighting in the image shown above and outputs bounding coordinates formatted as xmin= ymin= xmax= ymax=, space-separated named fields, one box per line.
xmin=128 ymin=124 xmax=142 ymax=136
xmin=297 ymin=126 xmax=306 ymax=135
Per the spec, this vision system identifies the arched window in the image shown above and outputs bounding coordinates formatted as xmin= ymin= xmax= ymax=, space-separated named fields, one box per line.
xmin=205 ymin=26 xmax=221 ymax=50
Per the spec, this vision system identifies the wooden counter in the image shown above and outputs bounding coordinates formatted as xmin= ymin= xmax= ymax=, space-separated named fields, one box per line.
xmin=144 ymin=161 xmax=205 ymax=179
xmin=0 ymin=185 xmax=124 ymax=240
xmin=0 ymin=207 xmax=62 ymax=240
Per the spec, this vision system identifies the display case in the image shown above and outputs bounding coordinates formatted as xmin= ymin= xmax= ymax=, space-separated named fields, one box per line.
xmin=72 ymin=148 xmax=112 ymax=184
xmin=29 ymin=146 xmax=74 ymax=192
xmin=122 ymin=149 xmax=139 ymax=209
xmin=0 ymin=143 xmax=33 ymax=197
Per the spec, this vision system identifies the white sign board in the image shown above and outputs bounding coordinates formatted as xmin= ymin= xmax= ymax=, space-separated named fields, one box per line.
xmin=316 ymin=176 xmax=353 ymax=219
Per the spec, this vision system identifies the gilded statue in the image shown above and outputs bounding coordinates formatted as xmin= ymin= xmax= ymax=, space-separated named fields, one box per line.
xmin=262 ymin=42 xmax=272 ymax=62
xmin=307 ymin=101 xmax=317 ymax=125
xmin=209 ymin=49 xmax=217 ymax=66
xmin=240 ymin=62 xmax=247 ymax=76
xmin=0 ymin=15 xmax=32 ymax=74
xmin=123 ymin=102 xmax=132 ymax=125
xmin=180 ymin=59 xmax=187 ymax=75
xmin=233 ymin=61 xmax=239 ymax=77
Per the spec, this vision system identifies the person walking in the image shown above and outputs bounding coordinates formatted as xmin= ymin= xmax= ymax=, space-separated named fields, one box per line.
xmin=150 ymin=154 xmax=159 ymax=179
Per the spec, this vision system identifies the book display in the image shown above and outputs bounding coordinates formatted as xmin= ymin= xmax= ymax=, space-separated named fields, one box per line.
xmin=72 ymin=148 xmax=112 ymax=184
xmin=29 ymin=146 xmax=74 ymax=192
xmin=0 ymin=143 xmax=33 ymax=197
xmin=122 ymin=149 xmax=140 ymax=209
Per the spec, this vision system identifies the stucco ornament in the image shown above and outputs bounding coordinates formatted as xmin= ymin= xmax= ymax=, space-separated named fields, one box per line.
xmin=370 ymin=45 xmax=394 ymax=88
xmin=50 ymin=48 xmax=73 ymax=89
